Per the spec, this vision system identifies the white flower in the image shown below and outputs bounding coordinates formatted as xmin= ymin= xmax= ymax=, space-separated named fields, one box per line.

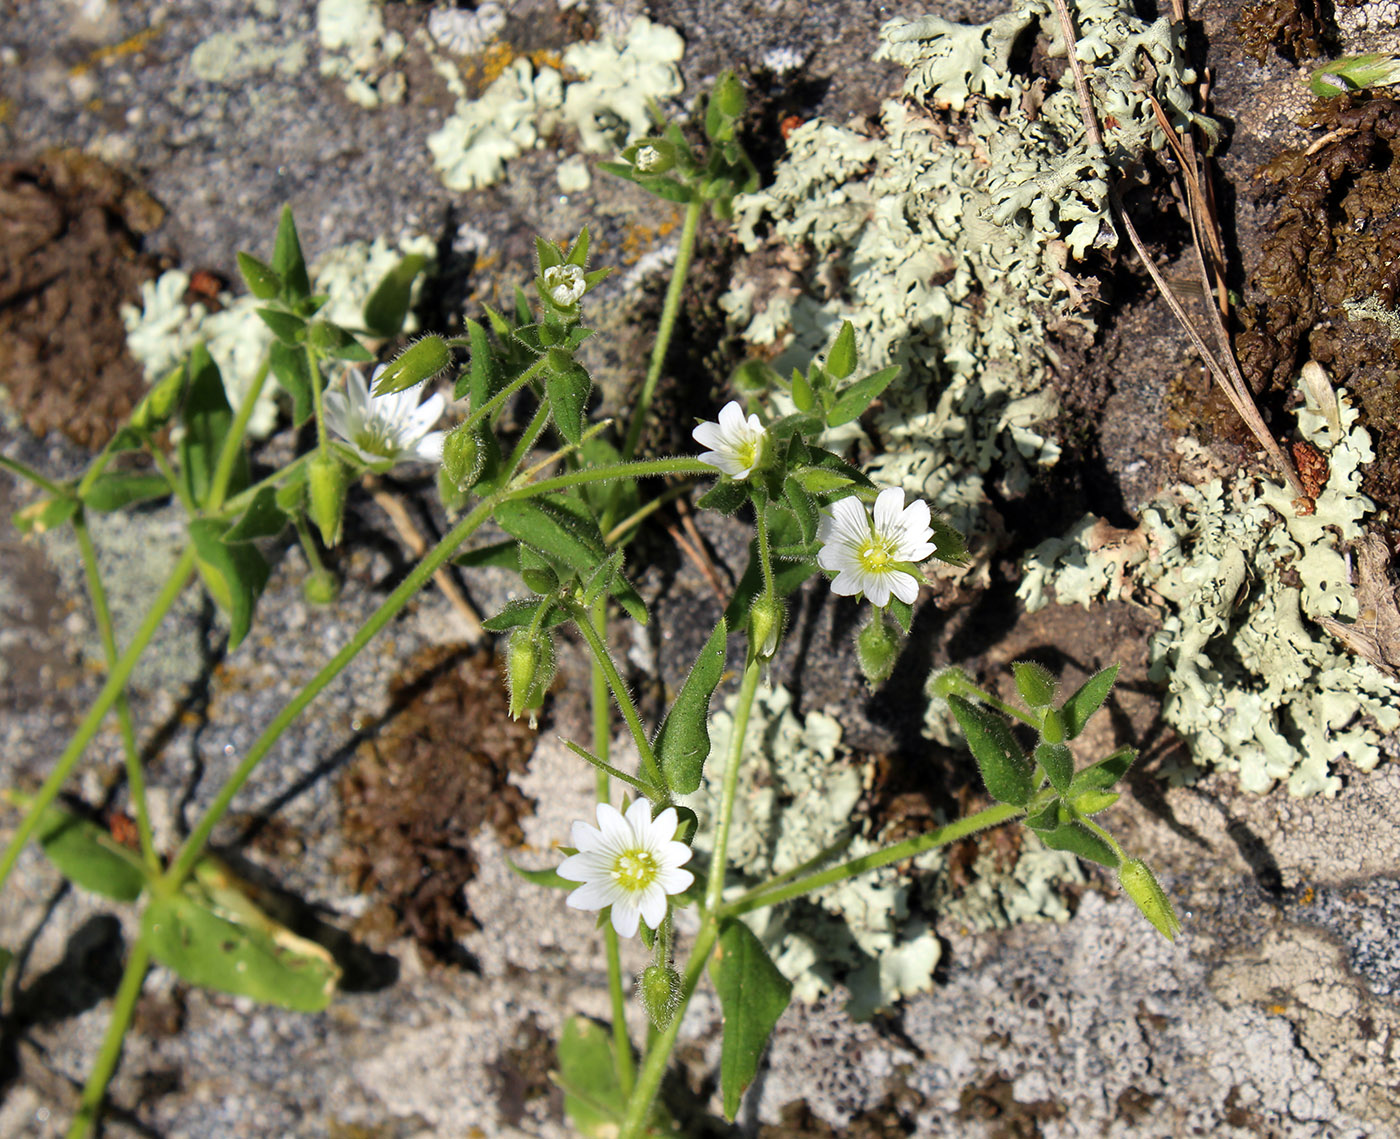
xmin=816 ymin=487 xmax=937 ymax=607
xmin=692 ymin=400 xmax=766 ymax=479
xmin=635 ymin=144 xmax=661 ymax=171
xmin=543 ymin=263 xmax=586 ymax=306
xmin=324 ymin=365 xmax=445 ymax=470
xmin=557 ymin=799 xmax=694 ymax=938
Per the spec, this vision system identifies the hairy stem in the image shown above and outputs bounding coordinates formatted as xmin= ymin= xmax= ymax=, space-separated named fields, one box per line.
xmin=703 ymin=658 xmax=763 ymax=915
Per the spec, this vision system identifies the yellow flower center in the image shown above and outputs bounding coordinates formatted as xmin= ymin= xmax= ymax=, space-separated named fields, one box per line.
xmin=613 ymin=849 xmax=659 ymax=890
xmin=735 ymin=439 xmax=759 ymax=471
xmin=857 ymin=536 xmax=896 ymax=573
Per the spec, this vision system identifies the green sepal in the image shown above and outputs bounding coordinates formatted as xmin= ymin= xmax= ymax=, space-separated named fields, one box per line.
xmin=946 ymin=694 xmax=1033 ymax=807
xmin=698 ymin=477 xmax=750 ymax=515
xmin=22 ymin=798 xmax=148 ymax=901
xmin=307 ymin=320 xmax=373 ymax=362
xmin=256 ymin=307 xmax=307 ymax=345
xmin=885 ymin=595 xmax=913 ymax=634
xmin=1012 ymin=661 xmax=1057 ymax=709
xmin=271 ymin=206 xmax=311 ymax=300
xmin=362 ymin=253 xmax=427 ymax=338
xmin=372 ymin=335 xmax=451 ymax=395
xmin=1060 ymin=665 xmax=1119 ymax=739
xmin=565 ymin=226 xmax=590 ymax=267
xmin=223 ymin=485 xmax=288 ymax=542
xmin=710 ymin=918 xmax=791 ymax=1119
xmin=480 ymin=597 xmax=571 ymax=633
xmin=825 ymin=320 xmax=857 ymax=380
xmin=535 ymin=235 xmax=564 ymax=273
xmin=653 ymin=618 xmax=728 ymax=794
xmin=178 ymin=343 xmax=245 ymax=509
xmin=1035 ymin=741 xmax=1074 ymax=795
xmin=189 ymin=518 xmax=270 ymax=650
xmin=458 ymin=318 xmax=503 ymax=405
xmin=143 ymin=887 xmax=339 ymax=1012
xmin=1066 ymin=746 xmax=1136 ymax=796
xmin=1038 ymin=819 xmax=1120 ymax=868
xmin=12 ymin=494 xmax=79 ymax=535
xmin=128 ymin=361 xmax=187 ymax=433
xmin=268 ymin=340 xmax=314 ymax=425
xmin=827 ymin=365 xmax=899 ymax=428
xmin=236 ymin=251 xmax=282 ymax=300
xmin=929 ymin=509 xmax=969 ymax=567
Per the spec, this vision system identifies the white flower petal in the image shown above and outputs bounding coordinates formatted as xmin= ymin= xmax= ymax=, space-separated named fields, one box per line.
xmin=872 ymin=487 xmax=906 ymax=533
xmin=656 ymin=865 xmax=693 ymax=894
xmin=889 ymin=570 xmax=920 ymax=605
xmin=638 ymin=885 xmax=668 ymax=930
xmin=556 ymin=853 xmax=595 ymax=881
xmin=411 ymin=430 xmax=445 ymax=462
xmin=717 ymin=400 xmax=746 ymax=433
xmin=660 ymin=840 xmax=693 ymax=868
xmin=829 ymin=568 xmax=868 ymax=597
xmin=610 ymin=897 xmax=641 ymax=938
xmin=566 ymin=879 xmax=617 ymax=911
xmin=595 ymin=802 xmax=630 ymax=846
xmin=571 ymin=820 xmax=604 ymax=852
xmin=692 ymin=422 xmax=724 ymax=449
xmin=864 ymin=574 xmax=892 ymax=607
xmin=649 ymin=807 xmax=679 ymax=844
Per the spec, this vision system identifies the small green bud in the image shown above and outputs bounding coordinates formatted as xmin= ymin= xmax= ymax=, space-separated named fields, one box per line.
xmin=748 ymin=594 xmax=785 ymax=662
xmin=1012 ymin=660 xmax=1057 ymax=708
xmin=440 ymin=423 xmax=483 ymax=494
xmin=506 ymin=627 xmax=556 ymax=722
xmin=1040 ymin=707 xmax=1065 ymax=744
xmin=308 ymin=451 xmax=351 ymax=548
xmin=1118 ymin=858 xmax=1181 ymax=942
xmin=129 ymin=363 xmax=187 ymax=432
xmin=857 ymin=610 xmax=901 ymax=686
xmin=302 ymin=568 xmax=341 ymax=605
xmin=639 ymin=964 xmax=681 ymax=1031
xmin=372 ymin=335 xmax=452 ymax=396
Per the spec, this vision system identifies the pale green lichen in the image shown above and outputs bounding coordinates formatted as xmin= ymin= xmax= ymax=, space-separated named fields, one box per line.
xmin=727 ymin=0 xmax=1207 ymax=538
xmin=190 ymin=20 xmax=309 ymax=84
xmin=316 ymin=0 xmax=406 ymax=109
xmin=121 ymin=236 xmax=434 ymax=438
xmin=1017 ymin=384 xmax=1400 ymax=796
xmin=426 ymin=16 xmax=683 ymax=192
xmin=692 ymin=684 xmax=1081 ymax=1017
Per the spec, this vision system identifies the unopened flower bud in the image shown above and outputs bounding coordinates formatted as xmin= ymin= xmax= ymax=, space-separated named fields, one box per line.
xmin=543 ymin=264 xmax=586 ymax=307
xmin=857 ymin=610 xmax=900 ymax=686
xmin=1118 ymin=858 xmax=1181 ymax=942
xmin=308 ymin=451 xmax=351 ymax=548
xmin=440 ymin=422 xmax=483 ymax=493
xmin=748 ymin=594 xmax=784 ymax=661
xmin=640 ymin=964 xmax=681 ymax=1030
xmin=129 ymin=363 xmax=186 ymax=433
xmin=506 ymin=627 xmax=556 ymax=722
xmin=302 ymin=568 xmax=341 ymax=605
xmin=372 ymin=335 xmax=452 ymax=397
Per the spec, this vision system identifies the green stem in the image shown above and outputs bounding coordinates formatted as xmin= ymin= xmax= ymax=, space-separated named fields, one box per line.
xmin=955 ymin=682 xmax=1037 ymax=728
xmin=307 ymin=345 xmax=329 ymax=454
xmin=293 ymin=514 xmax=329 ymax=578
xmin=0 ymin=545 xmax=196 ymax=894
xmin=65 ymin=937 xmax=150 ymax=1139
xmin=621 ymin=197 xmax=703 ymax=462
xmin=218 ymin=450 xmax=313 ymax=519
xmin=162 ymin=498 xmax=495 ymax=888
xmin=207 ymin=355 xmax=271 ymax=512
xmin=502 ymin=402 xmax=553 ymax=481
xmin=569 ymin=602 xmax=664 ymax=794
xmin=702 ymin=658 xmax=762 ymax=915
xmin=151 ymin=448 xmax=196 ymax=516
xmin=0 ymin=453 xmax=67 ymax=496
xmin=73 ymin=512 xmax=159 ymax=872
xmin=721 ymin=801 xmax=1024 ymax=919
xmin=517 ymin=458 xmax=710 ymax=498
xmin=601 ymin=479 xmax=696 ymax=546
xmin=1072 ymin=809 xmax=1127 ymax=862
xmin=617 ymin=916 xmax=719 ymax=1139
xmin=721 ymin=830 xmax=855 ymax=914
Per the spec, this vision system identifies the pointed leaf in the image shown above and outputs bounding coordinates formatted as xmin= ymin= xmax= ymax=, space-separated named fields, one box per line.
xmin=178 ymin=344 xmax=240 ymax=509
xmin=362 ymin=253 xmax=427 ymax=338
xmin=480 ymin=597 xmax=571 ymax=632
xmin=271 ymin=206 xmax=311 ymax=299
xmin=545 ymin=362 xmax=591 ymax=445
xmin=460 ymin=318 xmax=503 ymax=406
xmin=236 ymin=252 xmax=282 ymax=300
xmin=783 ymin=475 xmax=817 ymax=545
xmin=1035 ymin=741 xmax=1074 ymax=795
xmin=556 ymin=1016 xmax=626 ymax=1137
xmin=1037 ymin=819 xmax=1120 ymax=868
xmin=698 ymin=478 xmax=750 ymax=515
xmin=507 ymin=859 xmax=575 ymax=890
xmin=143 ymin=891 xmax=339 ymax=1012
xmin=30 ymin=802 xmax=147 ymax=901
xmin=535 ymin=235 xmax=564 ymax=273
xmin=1061 ymin=665 xmax=1119 ymax=739
xmin=791 ymin=367 xmax=815 ymax=412
xmin=634 ymin=174 xmax=694 ymax=203
xmin=223 ymin=486 xmax=288 ymax=542
xmin=946 ymin=694 xmax=1033 ymax=806
xmin=929 ymin=509 xmax=969 ymax=567
xmin=827 ymin=365 xmax=899 ymax=427
xmin=81 ymin=472 xmax=171 ymax=513
xmin=1067 ymin=746 xmax=1136 ymax=797
xmin=653 ymin=619 xmax=728 ymax=794
xmin=710 ymin=919 xmax=791 ymax=1119
xmin=825 ymin=320 xmax=857 ymax=380
xmin=269 ymin=340 xmax=314 ymax=425
xmin=453 ymin=538 xmax=521 ymax=570
xmin=12 ymin=495 xmax=79 ymax=535
xmin=256 ymin=307 xmax=306 ymax=345
xmin=496 ymin=496 xmax=606 ymax=575
xmin=307 ymin=320 xmax=373 ymax=362
xmin=189 ymin=519 xmax=270 ymax=650
xmin=565 ymin=227 xmax=589 ymax=267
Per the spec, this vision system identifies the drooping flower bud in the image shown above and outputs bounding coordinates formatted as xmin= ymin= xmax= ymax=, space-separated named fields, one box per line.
xmin=506 ymin=627 xmax=556 ymax=723
xmin=440 ymin=422 xmax=483 ymax=493
xmin=302 ymin=568 xmax=341 ymax=605
xmin=307 ymin=451 xmax=351 ymax=548
xmin=856 ymin=609 xmax=901 ymax=686
xmin=1118 ymin=858 xmax=1181 ymax=942
xmin=371 ymin=335 xmax=452 ymax=397
xmin=640 ymin=964 xmax=682 ymax=1031
xmin=748 ymin=594 xmax=784 ymax=662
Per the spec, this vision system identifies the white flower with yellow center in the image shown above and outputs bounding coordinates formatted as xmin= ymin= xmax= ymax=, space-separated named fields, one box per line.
xmin=816 ymin=487 xmax=936 ymax=607
xmin=324 ymin=365 xmax=445 ymax=472
xmin=543 ymin=263 xmax=587 ymax=306
xmin=557 ymin=799 xmax=694 ymax=938
xmin=692 ymin=400 xmax=766 ymax=480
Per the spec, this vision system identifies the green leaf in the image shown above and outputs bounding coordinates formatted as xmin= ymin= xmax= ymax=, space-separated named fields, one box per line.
xmin=460 ymin=318 xmax=503 ymax=406
xmin=143 ymin=890 xmax=339 ymax=1012
xmin=81 ymin=471 xmax=171 ymax=513
xmin=1023 ymin=799 xmax=1060 ymax=833
xmin=518 ymin=542 xmax=560 ymax=593
xmin=886 ymin=595 xmax=913 ymax=633
xmin=362 ymin=253 xmax=427 ymax=338
xmin=507 ymin=858 xmax=575 ymax=890
xmin=12 ymin=494 xmax=79 ymax=535
xmin=1035 ymin=741 xmax=1074 ymax=795
xmin=556 ymin=1016 xmax=626 ymax=1137
xmin=582 ymin=548 xmax=626 ymax=606
xmin=946 ymin=694 xmax=1033 ymax=806
xmin=825 ymin=320 xmax=857 ymax=380
xmin=791 ymin=367 xmax=815 ymax=412
xmin=732 ymin=358 xmax=780 ymax=392
xmin=128 ymin=362 xmax=187 ymax=433
xmin=608 ymin=568 xmax=650 ymax=626
xmin=710 ymin=919 xmax=791 ymax=1119
xmin=1067 ymin=746 xmax=1136 ymax=797
xmin=1037 ymin=819 xmax=1120 ymax=868
xmin=634 ymin=174 xmax=694 ymax=203
xmin=268 ymin=340 xmax=314 ymax=425
xmin=1012 ymin=661 xmax=1057 ymax=708
xmin=1071 ymin=789 xmax=1119 ymax=815
xmin=535 ymin=235 xmax=564 ymax=273
xmin=271 ymin=206 xmax=311 ymax=300
xmin=545 ymin=362 xmax=591 ymax=445
xmin=178 ymin=343 xmax=243 ymax=509
xmin=827 ymin=365 xmax=899 ymax=428
xmin=698 ymin=478 xmax=750 ymax=515
xmin=1060 ymin=665 xmax=1119 ymax=739
xmin=653 ymin=619 xmax=728 ymax=794
xmin=256 ymin=307 xmax=306 ymax=345
xmin=189 ymin=519 xmax=270 ymax=651
xmin=236 ymin=251 xmax=282 ymax=300
xmin=495 ymin=497 xmax=606 ymax=576
xmin=782 ymin=475 xmax=817 ymax=544
xmin=565 ymin=226 xmax=590 ymax=267
xmin=452 ymin=538 xmax=521 ymax=570
xmin=223 ymin=486 xmax=288 ymax=542
xmin=480 ymin=597 xmax=571 ymax=633
xmin=929 ymin=509 xmax=969 ymax=567
xmin=307 ymin=320 xmax=373 ymax=362
xmin=30 ymin=801 xmax=147 ymax=901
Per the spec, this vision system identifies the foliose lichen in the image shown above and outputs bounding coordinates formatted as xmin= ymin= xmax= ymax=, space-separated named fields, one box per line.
xmin=1017 ymin=382 xmax=1400 ymax=796
xmin=692 ymin=684 xmax=1082 ymax=1017
xmin=316 ymin=0 xmax=407 ymax=109
xmin=120 ymin=234 xmax=435 ymax=437
xmin=725 ymin=0 xmax=1210 ymax=538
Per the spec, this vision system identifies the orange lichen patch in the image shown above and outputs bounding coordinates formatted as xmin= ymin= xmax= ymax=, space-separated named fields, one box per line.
xmin=69 ymin=25 xmax=163 ymax=77
xmin=528 ymin=48 xmax=564 ymax=73
xmin=463 ymin=40 xmax=517 ymax=86
xmin=618 ymin=210 xmax=682 ymax=265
